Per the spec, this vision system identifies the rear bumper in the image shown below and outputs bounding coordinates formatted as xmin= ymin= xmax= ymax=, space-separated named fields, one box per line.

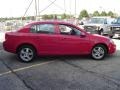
xmin=3 ymin=41 xmax=16 ymax=53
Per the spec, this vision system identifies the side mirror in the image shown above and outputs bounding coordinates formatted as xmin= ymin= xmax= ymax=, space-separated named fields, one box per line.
xmin=79 ymin=21 xmax=84 ymax=25
xmin=111 ymin=21 xmax=114 ymax=24
xmin=111 ymin=21 xmax=116 ymax=24
xmin=80 ymin=32 xmax=86 ymax=37
xmin=87 ymin=32 xmax=91 ymax=34
xmin=104 ymin=22 xmax=107 ymax=24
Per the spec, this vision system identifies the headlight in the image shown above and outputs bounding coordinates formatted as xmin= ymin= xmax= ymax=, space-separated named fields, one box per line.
xmin=107 ymin=26 xmax=111 ymax=31
xmin=97 ymin=26 xmax=100 ymax=30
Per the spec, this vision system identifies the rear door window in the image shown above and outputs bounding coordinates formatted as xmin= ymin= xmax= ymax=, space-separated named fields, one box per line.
xmin=30 ymin=24 xmax=55 ymax=34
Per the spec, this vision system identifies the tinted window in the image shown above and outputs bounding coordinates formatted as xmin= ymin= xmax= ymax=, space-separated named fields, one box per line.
xmin=30 ymin=24 xmax=54 ymax=34
xmin=59 ymin=25 xmax=81 ymax=36
xmin=117 ymin=18 xmax=120 ymax=24
xmin=104 ymin=19 xmax=107 ymax=24
xmin=59 ymin=25 xmax=72 ymax=35
xmin=89 ymin=18 xmax=105 ymax=24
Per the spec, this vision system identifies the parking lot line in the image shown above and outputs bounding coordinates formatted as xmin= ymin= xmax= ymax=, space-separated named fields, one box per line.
xmin=0 ymin=71 xmax=12 ymax=76
xmin=0 ymin=60 xmax=55 ymax=77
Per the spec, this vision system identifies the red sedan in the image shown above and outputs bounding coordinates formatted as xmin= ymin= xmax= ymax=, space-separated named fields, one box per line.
xmin=3 ymin=21 xmax=116 ymax=62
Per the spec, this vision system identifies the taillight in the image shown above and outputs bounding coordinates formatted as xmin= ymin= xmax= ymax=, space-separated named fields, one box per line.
xmin=5 ymin=33 xmax=8 ymax=40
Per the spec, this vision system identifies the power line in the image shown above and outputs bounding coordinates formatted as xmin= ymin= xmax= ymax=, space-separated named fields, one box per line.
xmin=38 ymin=0 xmax=40 ymax=15
xmin=75 ymin=0 xmax=76 ymax=18
xmin=48 ymin=0 xmax=64 ymax=11
xmin=48 ymin=0 xmax=72 ymax=15
xmin=23 ymin=0 xmax=72 ymax=18
xmin=23 ymin=0 xmax=34 ymax=17
xmin=23 ymin=0 xmax=57 ymax=18
xmin=64 ymin=0 xmax=66 ymax=13
xmin=69 ymin=0 xmax=72 ymax=15
xmin=39 ymin=0 xmax=57 ymax=14
xmin=35 ymin=0 xmax=37 ymax=18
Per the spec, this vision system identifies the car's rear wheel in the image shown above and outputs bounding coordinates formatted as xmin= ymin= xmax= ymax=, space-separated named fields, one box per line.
xmin=17 ymin=45 xmax=36 ymax=62
xmin=91 ymin=45 xmax=107 ymax=60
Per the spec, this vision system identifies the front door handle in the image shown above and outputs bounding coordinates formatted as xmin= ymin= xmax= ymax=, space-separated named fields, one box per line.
xmin=61 ymin=38 xmax=66 ymax=40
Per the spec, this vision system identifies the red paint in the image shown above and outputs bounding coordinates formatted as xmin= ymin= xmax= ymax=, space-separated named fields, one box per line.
xmin=3 ymin=21 xmax=116 ymax=56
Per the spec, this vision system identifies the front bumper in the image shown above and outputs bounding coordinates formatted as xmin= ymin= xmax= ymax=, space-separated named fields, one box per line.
xmin=114 ymin=33 xmax=120 ymax=38
xmin=108 ymin=43 xmax=116 ymax=54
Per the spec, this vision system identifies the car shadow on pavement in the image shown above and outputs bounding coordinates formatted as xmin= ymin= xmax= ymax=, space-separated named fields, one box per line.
xmin=0 ymin=42 xmax=3 ymax=50
xmin=1 ymin=48 xmax=120 ymax=67
xmin=0 ymin=49 xmax=120 ymax=70
xmin=105 ymin=50 xmax=120 ymax=61
xmin=1 ymin=50 xmax=93 ymax=63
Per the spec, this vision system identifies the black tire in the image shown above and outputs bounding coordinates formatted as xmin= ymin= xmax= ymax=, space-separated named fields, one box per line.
xmin=91 ymin=45 xmax=107 ymax=60
xmin=17 ymin=45 xmax=36 ymax=62
xmin=109 ymin=35 xmax=113 ymax=38
xmin=99 ymin=29 xmax=103 ymax=35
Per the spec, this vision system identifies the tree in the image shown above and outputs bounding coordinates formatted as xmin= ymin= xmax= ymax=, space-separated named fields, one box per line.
xmin=108 ymin=11 xmax=114 ymax=17
xmin=61 ymin=13 xmax=67 ymax=19
xmin=93 ymin=11 xmax=100 ymax=16
xmin=42 ymin=14 xmax=49 ymax=19
xmin=79 ymin=10 xmax=89 ymax=19
xmin=101 ymin=11 xmax=107 ymax=16
xmin=22 ymin=17 xmax=26 ymax=20
xmin=61 ymin=13 xmax=72 ymax=19
xmin=31 ymin=16 xmax=35 ymax=20
xmin=47 ymin=15 xmax=54 ymax=19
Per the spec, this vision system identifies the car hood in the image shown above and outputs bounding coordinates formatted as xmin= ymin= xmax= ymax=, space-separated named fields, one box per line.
xmin=84 ymin=23 xmax=103 ymax=27
xmin=89 ymin=33 xmax=110 ymax=43
xmin=92 ymin=34 xmax=108 ymax=38
xmin=110 ymin=24 xmax=120 ymax=27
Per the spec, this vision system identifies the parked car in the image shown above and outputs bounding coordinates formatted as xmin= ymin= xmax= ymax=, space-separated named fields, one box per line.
xmin=3 ymin=21 xmax=116 ymax=62
xmin=109 ymin=17 xmax=120 ymax=38
xmin=83 ymin=16 xmax=115 ymax=36
xmin=4 ymin=21 xmax=14 ymax=31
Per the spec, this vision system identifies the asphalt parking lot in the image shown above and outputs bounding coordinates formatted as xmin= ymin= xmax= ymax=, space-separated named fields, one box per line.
xmin=0 ymin=33 xmax=120 ymax=90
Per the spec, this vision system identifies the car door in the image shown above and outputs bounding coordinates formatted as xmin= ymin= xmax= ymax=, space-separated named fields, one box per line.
xmin=57 ymin=24 xmax=91 ymax=55
xmin=30 ymin=23 xmax=61 ymax=55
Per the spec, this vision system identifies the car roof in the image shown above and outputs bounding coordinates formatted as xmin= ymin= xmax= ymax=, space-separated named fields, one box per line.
xmin=23 ymin=20 xmax=86 ymax=33
xmin=28 ymin=20 xmax=74 ymax=26
xmin=92 ymin=16 xmax=111 ymax=19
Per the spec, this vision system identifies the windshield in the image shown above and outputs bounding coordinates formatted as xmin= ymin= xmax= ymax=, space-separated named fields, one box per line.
xmin=112 ymin=18 xmax=120 ymax=24
xmin=89 ymin=18 xmax=105 ymax=24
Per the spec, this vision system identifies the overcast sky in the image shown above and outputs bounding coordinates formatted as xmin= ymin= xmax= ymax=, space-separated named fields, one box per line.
xmin=0 ymin=0 xmax=120 ymax=17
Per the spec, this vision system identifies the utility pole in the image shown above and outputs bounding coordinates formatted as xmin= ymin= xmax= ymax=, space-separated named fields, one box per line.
xmin=69 ymin=0 xmax=71 ymax=17
xmin=75 ymin=0 xmax=76 ymax=18
xmin=64 ymin=0 xmax=66 ymax=14
xmin=35 ymin=0 xmax=38 ymax=20
xmin=38 ymin=0 xmax=39 ymax=16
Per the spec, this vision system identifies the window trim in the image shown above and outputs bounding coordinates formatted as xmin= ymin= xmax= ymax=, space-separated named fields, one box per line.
xmin=30 ymin=23 xmax=55 ymax=34
xmin=59 ymin=24 xmax=81 ymax=36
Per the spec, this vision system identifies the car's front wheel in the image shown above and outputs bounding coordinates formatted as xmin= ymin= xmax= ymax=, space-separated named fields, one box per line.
xmin=109 ymin=35 xmax=113 ymax=38
xmin=17 ymin=45 xmax=36 ymax=62
xmin=91 ymin=45 xmax=107 ymax=60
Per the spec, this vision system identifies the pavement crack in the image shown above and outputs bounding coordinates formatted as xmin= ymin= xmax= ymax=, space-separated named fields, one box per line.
xmin=0 ymin=60 xmax=34 ymax=90
xmin=62 ymin=60 xmax=120 ymax=89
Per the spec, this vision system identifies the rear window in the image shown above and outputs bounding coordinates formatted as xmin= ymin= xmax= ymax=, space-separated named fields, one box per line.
xmin=30 ymin=24 xmax=54 ymax=34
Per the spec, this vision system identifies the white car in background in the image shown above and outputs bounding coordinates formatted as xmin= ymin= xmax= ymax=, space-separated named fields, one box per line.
xmin=83 ymin=16 xmax=115 ymax=37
